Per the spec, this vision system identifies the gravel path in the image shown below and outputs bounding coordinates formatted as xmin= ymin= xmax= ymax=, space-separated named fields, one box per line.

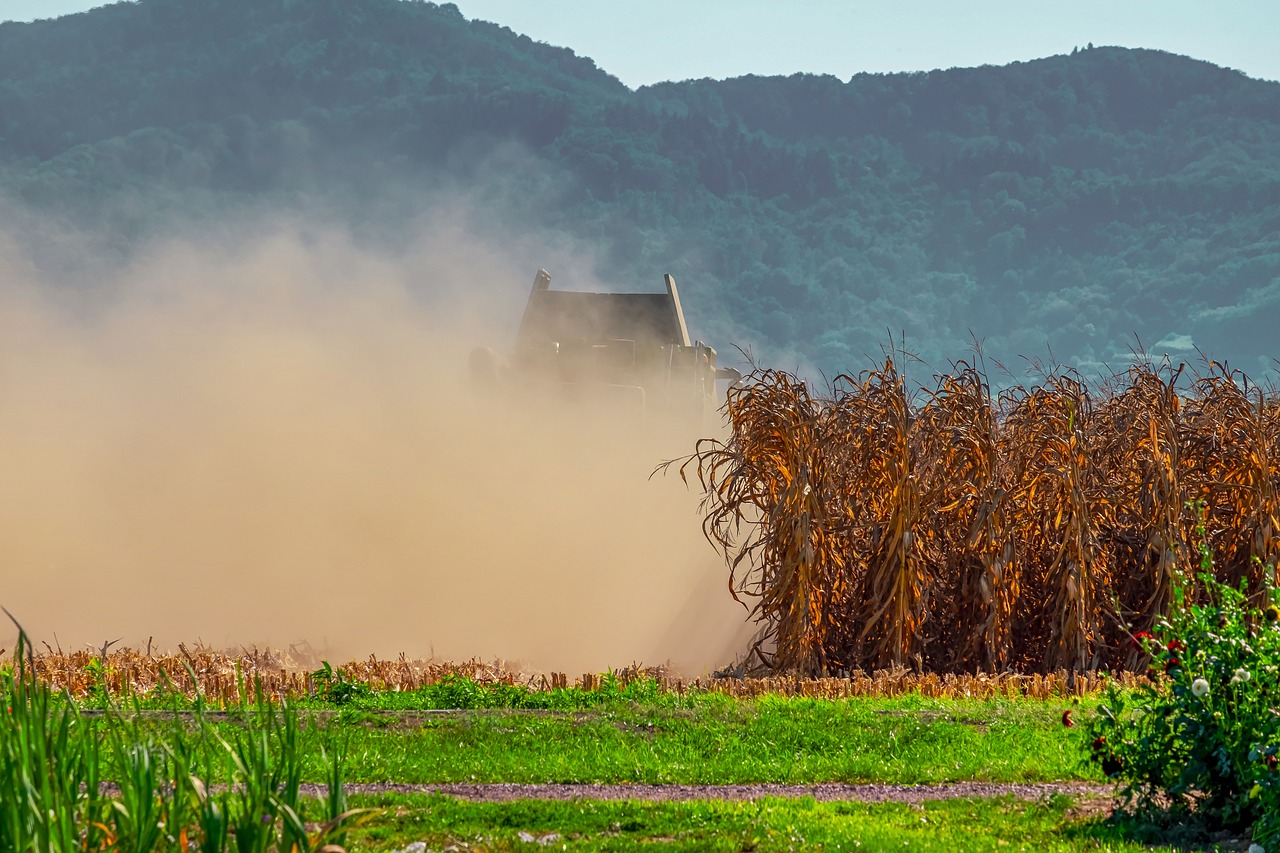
xmin=299 ymin=781 xmax=1113 ymax=804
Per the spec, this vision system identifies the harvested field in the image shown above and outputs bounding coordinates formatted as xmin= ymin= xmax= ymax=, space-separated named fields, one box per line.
xmin=21 ymin=645 xmax=1146 ymax=702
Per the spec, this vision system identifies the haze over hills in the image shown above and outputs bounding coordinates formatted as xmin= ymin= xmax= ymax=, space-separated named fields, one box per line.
xmin=2 ymin=0 xmax=1278 ymax=380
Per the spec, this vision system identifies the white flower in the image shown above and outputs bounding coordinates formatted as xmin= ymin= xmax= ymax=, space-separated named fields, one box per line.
xmin=1191 ymin=677 xmax=1210 ymax=698
xmin=392 ymin=844 xmax=427 ymax=853
xmin=1232 ymin=668 xmax=1252 ymax=684
xmin=1247 ymin=844 xmax=1265 ymax=853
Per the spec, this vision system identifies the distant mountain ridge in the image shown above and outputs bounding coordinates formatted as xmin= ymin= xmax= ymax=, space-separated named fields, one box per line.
xmin=1 ymin=0 xmax=1278 ymax=377
xmin=0 ymin=0 xmax=623 ymax=158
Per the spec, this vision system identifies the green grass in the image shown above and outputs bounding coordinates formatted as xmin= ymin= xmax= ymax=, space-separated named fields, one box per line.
xmin=112 ymin=676 xmax=1103 ymax=784
xmin=341 ymin=792 xmax=1166 ymax=852
xmin=6 ymin=658 xmax=1178 ymax=852
xmin=310 ymin=694 xmax=1096 ymax=784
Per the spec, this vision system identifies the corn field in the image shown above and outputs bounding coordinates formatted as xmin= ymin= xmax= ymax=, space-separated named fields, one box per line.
xmin=670 ymin=360 xmax=1280 ymax=676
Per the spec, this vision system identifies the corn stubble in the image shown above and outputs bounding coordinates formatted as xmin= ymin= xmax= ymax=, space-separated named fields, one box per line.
xmin=24 ymin=645 xmax=1137 ymax=701
xmin=672 ymin=360 xmax=1280 ymax=676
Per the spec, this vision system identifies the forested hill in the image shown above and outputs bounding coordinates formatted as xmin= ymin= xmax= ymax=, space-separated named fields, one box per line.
xmin=2 ymin=0 xmax=1278 ymax=378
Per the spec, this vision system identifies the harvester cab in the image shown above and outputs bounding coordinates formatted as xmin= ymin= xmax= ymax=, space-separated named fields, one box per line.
xmin=471 ymin=269 xmax=741 ymax=426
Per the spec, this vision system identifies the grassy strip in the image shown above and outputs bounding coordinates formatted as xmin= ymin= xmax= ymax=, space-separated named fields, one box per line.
xmin=36 ymin=669 xmax=1105 ymax=785
xmin=312 ymin=694 xmax=1096 ymax=785
xmin=343 ymin=792 xmax=1166 ymax=852
xmin=3 ymin=646 xmax=1157 ymax=852
xmin=106 ymin=677 xmax=1101 ymax=785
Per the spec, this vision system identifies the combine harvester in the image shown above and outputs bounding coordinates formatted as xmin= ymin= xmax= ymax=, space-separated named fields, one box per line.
xmin=471 ymin=269 xmax=741 ymax=429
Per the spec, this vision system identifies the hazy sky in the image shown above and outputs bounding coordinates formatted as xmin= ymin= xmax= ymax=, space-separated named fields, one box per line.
xmin=2 ymin=0 xmax=1277 ymax=87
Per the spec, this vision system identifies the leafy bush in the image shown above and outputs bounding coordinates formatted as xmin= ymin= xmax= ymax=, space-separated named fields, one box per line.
xmin=310 ymin=660 xmax=373 ymax=706
xmin=1086 ymin=541 xmax=1280 ymax=847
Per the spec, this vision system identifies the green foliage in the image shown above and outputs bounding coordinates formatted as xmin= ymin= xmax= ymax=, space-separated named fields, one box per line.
xmin=0 ymin=636 xmax=99 ymax=852
xmin=83 ymin=654 xmax=117 ymax=709
xmin=0 ymin=632 xmax=365 ymax=852
xmin=309 ymin=660 xmax=373 ymax=705
xmin=300 ymin=671 xmax=674 ymax=713
xmin=1085 ymin=532 xmax=1280 ymax=846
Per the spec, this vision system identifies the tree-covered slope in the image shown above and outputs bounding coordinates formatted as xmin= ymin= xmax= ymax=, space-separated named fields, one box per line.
xmin=0 ymin=0 xmax=622 ymax=157
xmin=1 ymin=0 xmax=1277 ymax=377
xmin=634 ymin=51 xmax=1280 ymax=374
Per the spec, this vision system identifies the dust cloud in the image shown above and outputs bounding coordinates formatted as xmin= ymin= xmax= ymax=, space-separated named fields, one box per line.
xmin=0 ymin=219 xmax=753 ymax=675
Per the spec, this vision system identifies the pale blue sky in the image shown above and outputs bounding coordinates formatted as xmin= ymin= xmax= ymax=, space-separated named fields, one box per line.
xmin=3 ymin=0 xmax=1277 ymax=87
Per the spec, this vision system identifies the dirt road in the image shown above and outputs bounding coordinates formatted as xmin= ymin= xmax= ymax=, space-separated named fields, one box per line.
xmin=299 ymin=781 xmax=1112 ymax=804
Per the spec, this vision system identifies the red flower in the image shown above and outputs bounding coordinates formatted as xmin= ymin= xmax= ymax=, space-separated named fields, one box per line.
xmin=1167 ymin=639 xmax=1186 ymax=653
xmin=1062 ymin=709 xmax=1075 ymax=728
xmin=1131 ymin=631 xmax=1155 ymax=649
xmin=1165 ymin=657 xmax=1181 ymax=673
xmin=1267 ymin=755 xmax=1278 ymax=771
xmin=1091 ymin=736 xmax=1106 ymax=751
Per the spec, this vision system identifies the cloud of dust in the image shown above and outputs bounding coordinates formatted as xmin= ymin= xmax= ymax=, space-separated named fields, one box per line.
xmin=0 ymin=215 xmax=754 ymax=675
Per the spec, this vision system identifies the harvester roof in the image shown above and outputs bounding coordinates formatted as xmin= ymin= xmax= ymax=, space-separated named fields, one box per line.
xmin=515 ymin=271 xmax=692 ymax=350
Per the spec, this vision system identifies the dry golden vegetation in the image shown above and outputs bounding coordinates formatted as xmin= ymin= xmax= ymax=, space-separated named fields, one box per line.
xmin=13 ymin=644 xmax=1140 ymax=702
xmin=13 ymin=643 xmax=524 ymax=703
xmin=669 ymin=360 xmax=1280 ymax=676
